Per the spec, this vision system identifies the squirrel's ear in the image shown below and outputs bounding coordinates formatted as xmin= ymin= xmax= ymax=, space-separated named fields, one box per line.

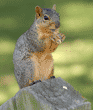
xmin=52 ymin=4 xmax=56 ymax=10
xmin=35 ymin=6 xmax=43 ymax=19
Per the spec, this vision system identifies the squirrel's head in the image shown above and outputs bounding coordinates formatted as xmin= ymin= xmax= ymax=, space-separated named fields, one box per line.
xmin=35 ymin=4 xmax=60 ymax=32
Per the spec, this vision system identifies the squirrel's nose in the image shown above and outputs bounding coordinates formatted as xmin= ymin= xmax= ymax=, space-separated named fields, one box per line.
xmin=55 ymin=21 xmax=60 ymax=28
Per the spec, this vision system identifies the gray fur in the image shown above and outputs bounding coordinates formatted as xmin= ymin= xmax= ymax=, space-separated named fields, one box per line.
xmin=13 ymin=5 xmax=62 ymax=89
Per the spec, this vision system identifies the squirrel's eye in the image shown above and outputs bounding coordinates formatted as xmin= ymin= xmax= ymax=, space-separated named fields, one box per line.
xmin=44 ymin=15 xmax=49 ymax=20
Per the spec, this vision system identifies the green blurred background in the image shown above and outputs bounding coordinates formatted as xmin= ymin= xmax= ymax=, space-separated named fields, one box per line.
xmin=0 ymin=0 xmax=93 ymax=109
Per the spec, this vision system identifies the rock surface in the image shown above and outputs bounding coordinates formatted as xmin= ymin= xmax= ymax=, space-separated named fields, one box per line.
xmin=0 ymin=77 xmax=91 ymax=110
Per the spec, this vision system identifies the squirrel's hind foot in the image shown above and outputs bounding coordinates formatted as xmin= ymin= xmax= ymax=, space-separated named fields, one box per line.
xmin=29 ymin=80 xmax=42 ymax=86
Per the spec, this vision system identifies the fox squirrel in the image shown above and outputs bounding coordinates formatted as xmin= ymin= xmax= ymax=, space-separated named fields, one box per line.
xmin=13 ymin=4 xmax=66 ymax=89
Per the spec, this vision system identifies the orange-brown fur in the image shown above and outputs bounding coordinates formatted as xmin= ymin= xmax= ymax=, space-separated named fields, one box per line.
xmin=26 ymin=5 xmax=66 ymax=87
xmin=13 ymin=4 xmax=66 ymax=89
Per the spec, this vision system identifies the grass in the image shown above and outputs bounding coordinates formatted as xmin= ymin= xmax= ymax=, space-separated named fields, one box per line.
xmin=0 ymin=0 xmax=93 ymax=109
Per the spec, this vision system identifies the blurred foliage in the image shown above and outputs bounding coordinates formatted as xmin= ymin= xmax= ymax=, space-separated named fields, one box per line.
xmin=0 ymin=0 xmax=93 ymax=109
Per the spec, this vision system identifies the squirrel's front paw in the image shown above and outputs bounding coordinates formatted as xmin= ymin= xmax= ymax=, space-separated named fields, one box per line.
xmin=59 ymin=33 xmax=66 ymax=42
xmin=50 ymin=33 xmax=66 ymax=44
xmin=56 ymin=33 xmax=66 ymax=44
xmin=50 ymin=35 xmax=62 ymax=44
xmin=56 ymin=38 xmax=62 ymax=44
